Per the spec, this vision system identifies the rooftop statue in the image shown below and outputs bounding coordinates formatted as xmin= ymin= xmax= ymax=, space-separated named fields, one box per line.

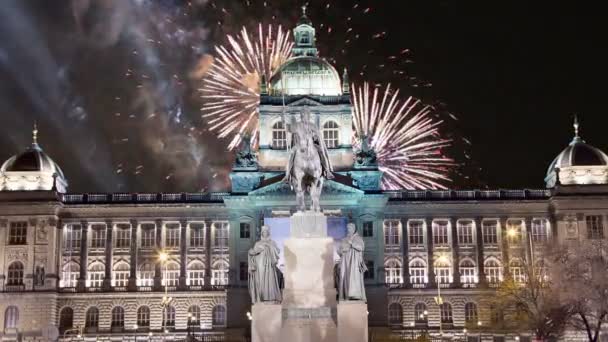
xmin=282 ymin=106 xmax=334 ymax=211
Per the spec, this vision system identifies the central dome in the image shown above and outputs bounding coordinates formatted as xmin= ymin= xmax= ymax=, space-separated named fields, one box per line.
xmin=269 ymin=57 xmax=342 ymax=96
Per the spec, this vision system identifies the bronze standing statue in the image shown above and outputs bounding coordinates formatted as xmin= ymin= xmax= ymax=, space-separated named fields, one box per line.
xmin=283 ymin=106 xmax=334 ymax=212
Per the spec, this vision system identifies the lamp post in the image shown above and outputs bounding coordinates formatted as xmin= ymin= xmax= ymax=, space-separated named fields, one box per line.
xmin=159 ymin=251 xmax=172 ymax=340
xmin=434 ymin=255 xmax=449 ymax=339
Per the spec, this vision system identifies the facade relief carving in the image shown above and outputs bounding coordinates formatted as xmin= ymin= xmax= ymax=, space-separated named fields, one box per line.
xmin=7 ymin=248 xmax=28 ymax=262
xmin=36 ymin=219 xmax=49 ymax=244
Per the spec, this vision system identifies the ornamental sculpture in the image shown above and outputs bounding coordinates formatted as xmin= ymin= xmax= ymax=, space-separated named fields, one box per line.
xmin=248 ymin=225 xmax=282 ymax=303
xmin=337 ymin=223 xmax=367 ymax=301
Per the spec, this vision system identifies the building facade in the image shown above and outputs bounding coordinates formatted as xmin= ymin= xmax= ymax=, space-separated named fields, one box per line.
xmin=2 ymin=12 xmax=608 ymax=342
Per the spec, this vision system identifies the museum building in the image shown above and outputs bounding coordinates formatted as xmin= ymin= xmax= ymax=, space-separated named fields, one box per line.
xmin=1 ymin=11 xmax=608 ymax=342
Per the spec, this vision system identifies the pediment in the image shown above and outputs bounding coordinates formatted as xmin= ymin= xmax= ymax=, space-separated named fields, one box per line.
xmin=287 ymin=97 xmax=324 ymax=107
xmin=249 ymin=178 xmax=363 ymax=197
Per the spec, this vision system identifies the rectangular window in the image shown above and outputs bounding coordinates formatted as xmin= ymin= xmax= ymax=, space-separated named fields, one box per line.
xmin=239 ymin=222 xmax=251 ymax=239
xmin=507 ymin=220 xmax=523 ymax=245
xmin=113 ymin=270 xmax=129 ymax=287
xmin=408 ymin=221 xmax=424 ymax=245
xmin=140 ymin=224 xmax=156 ymax=248
xmin=64 ymin=225 xmax=82 ymax=249
xmin=114 ymin=224 xmax=131 ymax=248
xmin=89 ymin=272 xmax=104 ymax=288
xmin=364 ymin=260 xmax=374 ymax=280
xmin=531 ymin=218 xmax=549 ymax=242
xmin=190 ymin=223 xmax=205 ymax=247
xmin=383 ymin=220 xmax=400 ymax=246
xmin=90 ymin=224 xmax=106 ymax=248
xmin=8 ymin=221 xmax=27 ymax=245
xmin=457 ymin=220 xmax=474 ymax=245
xmin=165 ymin=223 xmax=180 ymax=248
xmin=212 ymin=269 xmax=229 ymax=285
xmin=362 ymin=221 xmax=374 ymax=237
xmin=164 ymin=269 xmax=179 ymax=287
xmin=188 ymin=269 xmax=205 ymax=286
xmin=586 ymin=215 xmax=605 ymax=240
xmin=482 ymin=221 xmax=498 ymax=245
xmin=213 ymin=222 xmax=229 ymax=247
xmin=433 ymin=221 xmax=449 ymax=245
xmin=239 ymin=262 xmax=248 ymax=281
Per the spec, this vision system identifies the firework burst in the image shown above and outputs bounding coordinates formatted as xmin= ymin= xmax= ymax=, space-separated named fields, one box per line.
xmin=352 ymin=82 xmax=454 ymax=190
xmin=200 ymin=24 xmax=293 ymax=150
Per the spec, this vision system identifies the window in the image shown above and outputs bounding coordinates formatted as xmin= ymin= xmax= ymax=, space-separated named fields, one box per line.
xmin=384 ymin=220 xmax=400 ymax=246
xmin=465 ymin=303 xmax=478 ymax=323
xmin=165 ymin=223 xmax=180 ymax=248
xmin=507 ymin=220 xmax=523 ymax=245
xmin=113 ymin=263 xmax=130 ymax=287
xmin=484 ymin=259 xmax=502 ymax=284
xmin=240 ymin=222 xmax=251 ymax=239
xmin=138 ymin=263 xmax=154 ymax=286
xmin=188 ymin=262 xmax=205 ymax=286
xmin=482 ymin=221 xmax=498 ymax=245
xmin=163 ymin=262 xmax=180 ymax=287
xmin=409 ymin=260 xmax=427 ymax=284
xmin=511 ymin=260 xmax=525 ymax=283
xmin=322 ymin=121 xmax=339 ymax=148
xmin=364 ymin=260 xmax=374 ymax=280
xmin=434 ymin=260 xmax=451 ymax=284
xmin=408 ymin=221 xmax=424 ymax=245
xmin=188 ymin=306 xmax=201 ymax=328
xmin=212 ymin=305 xmax=226 ymax=327
xmin=300 ymin=31 xmax=310 ymax=45
xmin=140 ymin=223 xmax=156 ymax=248
xmin=64 ymin=225 xmax=81 ymax=249
xmin=239 ymin=262 xmax=248 ymax=281
xmin=88 ymin=263 xmax=105 ymax=288
xmin=90 ymin=224 xmax=106 ymax=249
xmin=190 ymin=223 xmax=205 ymax=247
xmin=440 ymin=303 xmax=453 ymax=323
xmin=362 ymin=221 xmax=373 ymax=237
xmin=460 ymin=259 xmax=476 ymax=284
xmin=59 ymin=307 xmax=73 ymax=332
xmin=531 ymin=219 xmax=549 ymax=242
xmin=490 ymin=305 xmax=503 ymax=324
xmin=414 ymin=303 xmax=428 ymax=324
xmin=213 ymin=222 xmax=229 ymax=247
xmin=385 ymin=259 xmax=402 ymax=284
xmin=61 ymin=262 xmax=79 ymax=288
xmin=85 ymin=307 xmax=99 ymax=329
xmin=7 ymin=262 xmax=24 ymax=285
xmin=272 ymin=121 xmax=287 ymax=149
xmin=163 ymin=306 xmax=176 ymax=329
xmin=4 ymin=306 xmax=18 ymax=329
xmin=387 ymin=303 xmax=403 ymax=326
xmin=111 ymin=307 xmax=124 ymax=328
xmin=433 ymin=220 xmax=449 ymax=245
xmin=212 ymin=264 xmax=229 ymax=285
xmin=114 ymin=224 xmax=131 ymax=248
xmin=458 ymin=220 xmax=474 ymax=245
xmin=137 ymin=306 xmax=150 ymax=327
xmin=586 ymin=215 xmax=604 ymax=240
xmin=8 ymin=221 xmax=27 ymax=245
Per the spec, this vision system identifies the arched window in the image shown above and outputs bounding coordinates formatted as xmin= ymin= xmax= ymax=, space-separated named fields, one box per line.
xmin=4 ymin=306 xmax=18 ymax=329
xmin=465 ymin=302 xmax=478 ymax=323
xmin=484 ymin=259 xmax=502 ymax=284
xmin=111 ymin=307 xmax=125 ymax=328
xmin=88 ymin=263 xmax=105 ymax=288
xmin=163 ymin=262 xmax=180 ymax=287
xmin=85 ymin=307 xmax=99 ymax=330
xmin=7 ymin=262 xmax=24 ymax=285
xmin=434 ymin=259 xmax=451 ymax=285
xmin=272 ymin=121 xmax=287 ymax=149
xmin=61 ymin=262 xmax=79 ymax=288
xmin=188 ymin=262 xmax=205 ymax=286
xmin=137 ymin=306 xmax=150 ymax=328
xmin=212 ymin=305 xmax=226 ymax=327
xmin=212 ymin=261 xmax=229 ymax=286
xmin=510 ymin=259 xmax=526 ymax=283
xmin=384 ymin=259 xmax=402 ymax=284
xmin=188 ymin=306 xmax=201 ymax=329
xmin=163 ymin=306 xmax=176 ymax=329
xmin=322 ymin=121 xmax=339 ymax=148
xmin=460 ymin=259 xmax=477 ymax=284
xmin=387 ymin=303 xmax=403 ymax=326
xmin=410 ymin=260 xmax=427 ymax=285
xmin=59 ymin=307 xmax=73 ymax=332
xmin=138 ymin=263 xmax=154 ymax=287
xmin=414 ymin=303 xmax=428 ymax=324
xmin=440 ymin=303 xmax=453 ymax=323
xmin=113 ymin=262 xmax=130 ymax=287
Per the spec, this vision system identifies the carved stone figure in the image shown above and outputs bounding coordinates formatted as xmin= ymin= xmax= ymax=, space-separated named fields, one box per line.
xmin=354 ymin=135 xmax=378 ymax=168
xmin=248 ymin=225 xmax=282 ymax=303
xmin=35 ymin=265 xmax=45 ymax=286
xmin=337 ymin=223 xmax=367 ymax=301
xmin=283 ymin=106 xmax=334 ymax=211
xmin=234 ymin=134 xmax=258 ymax=169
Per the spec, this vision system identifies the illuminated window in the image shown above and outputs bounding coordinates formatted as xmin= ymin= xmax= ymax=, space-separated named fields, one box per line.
xmin=4 ymin=306 xmax=18 ymax=329
xmin=162 ymin=306 xmax=176 ymax=329
xmin=434 ymin=260 xmax=451 ymax=284
xmin=414 ymin=303 xmax=427 ymax=324
xmin=85 ymin=307 xmax=99 ymax=329
xmin=532 ymin=219 xmax=549 ymax=242
xmin=511 ymin=259 xmax=526 ymax=283
xmin=163 ymin=262 xmax=180 ymax=287
xmin=190 ymin=223 xmax=205 ymax=247
xmin=484 ymin=259 xmax=502 ymax=284
xmin=457 ymin=220 xmax=474 ymax=245
xmin=88 ymin=263 xmax=104 ymax=288
xmin=90 ymin=224 xmax=106 ymax=249
xmin=64 ymin=225 xmax=81 ymax=250
xmin=322 ymin=121 xmax=339 ymax=148
xmin=188 ymin=306 xmax=201 ymax=328
xmin=212 ymin=262 xmax=229 ymax=285
xmin=7 ymin=262 xmax=24 ymax=285
xmin=385 ymin=259 xmax=402 ymax=284
xmin=408 ymin=220 xmax=424 ymax=245
xmin=61 ymin=262 xmax=79 ymax=288
xmin=507 ymin=220 xmax=523 ymax=245
xmin=482 ymin=221 xmax=498 ymax=245
xmin=111 ymin=307 xmax=124 ymax=328
xmin=272 ymin=121 xmax=287 ymax=149
xmin=409 ymin=260 xmax=427 ymax=284
xmin=8 ymin=221 xmax=27 ymax=245
xmin=137 ymin=306 xmax=150 ymax=327
xmin=113 ymin=263 xmax=129 ymax=287
xmin=384 ymin=220 xmax=400 ymax=246
xmin=433 ymin=220 xmax=449 ymax=245
xmin=440 ymin=303 xmax=453 ymax=323
xmin=140 ymin=223 xmax=156 ymax=248
xmin=165 ymin=223 xmax=180 ymax=248
xmin=460 ymin=259 xmax=476 ymax=284
xmin=188 ymin=262 xmax=205 ymax=286
xmin=114 ymin=224 xmax=131 ymax=248
xmin=213 ymin=222 xmax=229 ymax=247
xmin=138 ymin=263 xmax=154 ymax=287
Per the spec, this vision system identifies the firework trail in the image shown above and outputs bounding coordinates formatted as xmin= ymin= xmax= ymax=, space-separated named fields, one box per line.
xmin=352 ymin=82 xmax=454 ymax=190
xmin=200 ymin=24 xmax=293 ymax=150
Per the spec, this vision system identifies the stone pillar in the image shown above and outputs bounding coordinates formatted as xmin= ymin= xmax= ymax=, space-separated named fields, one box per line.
xmin=475 ymin=217 xmax=487 ymax=287
xmin=103 ymin=220 xmax=113 ymax=290
xmin=450 ymin=218 xmax=460 ymax=287
xmin=524 ymin=217 xmax=533 ymax=265
xmin=376 ymin=217 xmax=385 ymax=285
xmin=204 ymin=220 xmax=212 ymax=287
xmin=500 ymin=217 xmax=510 ymax=279
xmin=179 ymin=220 xmax=188 ymax=290
xmin=154 ymin=219 xmax=163 ymax=290
xmin=425 ymin=218 xmax=436 ymax=287
xmin=400 ymin=218 xmax=410 ymax=288
xmin=128 ymin=219 xmax=138 ymax=291
xmin=77 ymin=221 xmax=88 ymax=291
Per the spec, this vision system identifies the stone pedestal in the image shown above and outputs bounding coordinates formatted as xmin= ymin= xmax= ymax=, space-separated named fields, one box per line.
xmin=337 ymin=301 xmax=368 ymax=342
xmin=252 ymin=303 xmax=282 ymax=342
xmin=290 ymin=211 xmax=328 ymax=238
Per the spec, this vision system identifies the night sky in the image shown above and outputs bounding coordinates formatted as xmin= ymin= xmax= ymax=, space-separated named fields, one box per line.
xmin=0 ymin=1 xmax=605 ymax=193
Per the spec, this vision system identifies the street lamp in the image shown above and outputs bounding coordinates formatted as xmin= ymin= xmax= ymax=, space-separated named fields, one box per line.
xmin=158 ymin=251 xmax=172 ymax=338
xmin=434 ymin=254 xmax=449 ymax=339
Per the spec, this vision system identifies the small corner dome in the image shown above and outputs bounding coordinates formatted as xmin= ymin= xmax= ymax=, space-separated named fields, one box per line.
xmin=269 ymin=57 xmax=342 ymax=96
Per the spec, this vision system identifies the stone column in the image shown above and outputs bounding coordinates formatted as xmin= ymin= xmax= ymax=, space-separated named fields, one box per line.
xmin=128 ymin=219 xmax=138 ymax=291
xmin=400 ymin=218 xmax=410 ymax=288
xmin=475 ymin=217 xmax=487 ymax=287
xmin=153 ymin=219 xmax=163 ymax=291
xmin=376 ymin=217 xmax=385 ymax=285
xmin=179 ymin=220 xmax=188 ymax=290
xmin=524 ymin=217 xmax=533 ymax=265
xmin=425 ymin=218 xmax=436 ymax=287
xmin=77 ymin=221 xmax=88 ymax=291
xmin=204 ymin=220 xmax=212 ymax=287
xmin=500 ymin=217 xmax=510 ymax=279
xmin=450 ymin=217 xmax=460 ymax=287
xmin=103 ymin=220 xmax=113 ymax=290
